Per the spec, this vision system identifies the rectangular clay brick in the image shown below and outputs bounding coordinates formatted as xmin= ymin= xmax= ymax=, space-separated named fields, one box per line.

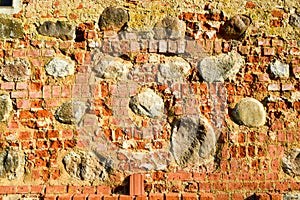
xmin=16 ymin=82 xmax=28 ymax=90
xmin=199 ymin=194 xmax=214 ymax=200
xmin=31 ymin=185 xmax=44 ymax=194
xmin=57 ymin=194 xmax=73 ymax=200
xmin=97 ymin=186 xmax=111 ymax=195
xmin=1 ymin=82 xmax=14 ymax=90
xmin=46 ymin=185 xmax=67 ymax=194
xmin=149 ymin=193 xmax=164 ymax=200
xmin=282 ymin=83 xmax=294 ymax=91
xmin=44 ymin=194 xmax=57 ymax=200
xmin=17 ymin=186 xmax=30 ymax=194
xmin=11 ymin=91 xmax=28 ymax=98
xmin=129 ymin=174 xmax=144 ymax=196
xmin=268 ymin=84 xmax=280 ymax=91
xmin=89 ymin=194 xmax=103 ymax=200
xmin=263 ymin=47 xmax=275 ymax=56
xmin=103 ymin=196 xmax=118 ymax=200
xmin=165 ymin=193 xmax=180 ymax=200
xmin=73 ymin=194 xmax=88 ymax=200
xmin=182 ymin=193 xmax=198 ymax=200
xmin=0 ymin=186 xmax=16 ymax=194
xmin=119 ymin=195 xmax=132 ymax=200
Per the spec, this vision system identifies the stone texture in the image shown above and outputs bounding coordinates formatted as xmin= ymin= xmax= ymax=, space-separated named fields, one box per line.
xmin=63 ymin=151 xmax=107 ymax=181
xmin=269 ymin=60 xmax=289 ymax=78
xmin=157 ymin=57 xmax=191 ymax=83
xmin=197 ymin=51 xmax=244 ymax=82
xmin=289 ymin=13 xmax=300 ymax=28
xmin=92 ymin=53 xmax=133 ymax=79
xmin=0 ymin=18 xmax=23 ymax=39
xmin=98 ymin=6 xmax=129 ymax=32
xmin=171 ymin=116 xmax=216 ymax=167
xmin=282 ymin=148 xmax=300 ymax=177
xmin=219 ymin=14 xmax=251 ymax=40
xmin=0 ymin=94 xmax=12 ymax=122
xmin=37 ymin=21 xmax=75 ymax=40
xmin=45 ymin=57 xmax=75 ymax=78
xmin=153 ymin=16 xmax=186 ymax=40
xmin=1 ymin=59 xmax=31 ymax=82
xmin=0 ymin=149 xmax=22 ymax=180
xmin=55 ymin=101 xmax=86 ymax=124
xmin=232 ymin=98 xmax=266 ymax=127
xmin=129 ymin=89 xmax=164 ymax=119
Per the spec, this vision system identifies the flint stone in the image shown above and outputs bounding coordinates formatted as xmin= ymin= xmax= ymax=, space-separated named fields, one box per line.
xmin=219 ymin=14 xmax=251 ymax=40
xmin=171 ymin=116 xmax=216 ymax=167
xmin=233 ymin=97 xmax=266 ymax=127
xmin=0 ymin=149 xmax=21 ymax=180
xmin=129 ymin=89 xmax=164 ymax=119
xmin=63 ymin=151 xmax=107 ymax=181
xmin=157 ymin=57 xmax=191 ymax=83
xmin=37 ymin=21 xmax=75 ymax=40
xmin=0 ymin=18 xmax=23 ymax=39
xmin=282 ymin=148 xmax=300 ymax=177
xmin=197 ymin=51 xmax=244 ymax=82
xmin=153 ymin=16 xmax=186 ymax=40
xmin=269 ymin=60 xmax=289 ymax=78
xmin=289 ymin=14 xmax=300 ymax=28
xmin=45 ymin=57 xmax=75 ymax=78
xmin=0 ymin=94 xmax=12 ymax=122
xmin=98 ymin=6 xmax=129 ymax=32
xmin=1 ymin=59 xmax=31 ymax=82
xmin=93 ymin=54 xmax=133 ymax=79
xmin=55 ymin=101 xmax=86 ymax=124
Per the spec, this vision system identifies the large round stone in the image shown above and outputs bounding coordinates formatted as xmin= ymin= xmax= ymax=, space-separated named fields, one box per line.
xmin=282 ymin=148 xmax=300 ymax=177
xmin=55 ymin=101 xmax=86 ymax=124
xmin=153 ymin=16 xmax=186 ymax=40
xmin=233 ymin=98 xmax=266 ymax=127
xmin=1 ymin=59 xmax=31 ymax=82
xmin=98 ymin=6 xmax=129 ymax=32
xmin=45 ymin=57 xmax=75 ymax=78
xmin=0 ymin=94 xmax=12 ymax=122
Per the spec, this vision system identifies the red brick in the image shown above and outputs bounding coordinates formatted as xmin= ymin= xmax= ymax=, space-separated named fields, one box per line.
xmin=0 ymin=186 xmax=16 ymax=194
xmin=165 ymin=193 xmax=180 ymax=200
xmin=215 ymin=193 xmax=228 ymax=200
xmin=31 ymin=185 xmax=44 ymax=194
xmin=149 ymin=193 xmax=164 ymax=200
xmin=97 ymin=186 xmax=111 ymax=195
xmin=46 ymin=185 xmax=67 ymax=194
xmin=89 ymin=194 xmax=103 ymax=200
xmin=263 ymin=47 xmax=275 ymax=56
xmin=17 ymin=186 xmax=30 ymax=194
xmin=199 ymin=183 xmax=211 ymax=191
xmin=199 ymin=193 xmax=214 ymax=200
xmin=231 ymin=193 xmax=244 ymax=200
xmin=44 ymin=194 xmax=57 ymax=200
xmin=271 ymin=10 xmax=283 ymax=18
xmin=167 ymin=172 xmax=192 ymax=181
xmin=83 ymin=186 xmax=95 ymax=194
xmin=275 ymin=182 xmax=289 ymax=191
xmin=57 ymin=194 xmax=73 ymax=200
xmin=282 ymin=83 xmax=294 ymax=91
xmin=182 ymin=193 xmax=197 ymax=200
xmin=73 ymin=194 xmax=88 ymax=200
xmin=103 ymin=196 xmax=118 ymax=200
xmin=119 ymin=195 xmax=132 ymax=200
xmin=11 ymin=91 xmax=27 ymax=98
xmin=245 ymin=1 xmax=256 ymax=8
xmin=19 ymin=131 xmax=32 ymax=140
xmin=1 ymin=82 xmax=14 ymax=90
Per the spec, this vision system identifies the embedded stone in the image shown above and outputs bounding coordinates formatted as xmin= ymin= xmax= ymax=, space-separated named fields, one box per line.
xmin=219 ymin=14 xmax=251 ymax=40
xmin=269 ymin=60 xmax=289 ymax=78
xmin=0 ymin=94 xmax=12 ymax=122
xmin=129 ymin=89 xmax=164 ymax=119
xmin=153 ymin=16 xmax=186 ymax=40
xmin=232 ymin=98 xmax=266 ymax=127
xmin=0 ymin=18 xmax=23 ymax=39
xmin=55 ymin=101 xmax=86 ymax=124
xmin=92 ymin=54 xmax=133 ymax=79
xmin=289 ymin=14 xmax=300 ymax=28
xmin=197 ymin=51 xmax=244 ymax=82
xmin=171 ymin=116 xmax=216 ymax=167
xmin=63 ymin=151 xmax=107 ymax=181
xmin=45 ymin=57 xmax=75 ymax=78
xmin=157 ymin=57 xmax=191 ymax=83
xmin=0 ymin=149 xmax=22 ymax=180
xmin=37 ymin=21 xmax=75 ymax=40
xmin=282 ymin=148 xmax=300 ymax=177
xmin=98 ymin=6 xmax=129 ymax=32
xmin=1 ymin=59 xmax=31 ymax=82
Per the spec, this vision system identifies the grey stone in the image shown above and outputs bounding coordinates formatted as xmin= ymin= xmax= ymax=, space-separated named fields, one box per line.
xmin=232 ymin=97 xmax=266 ymax=127
xmin=92 ymin=53 xmax=133 ymax=79
xmin=98 ymin=6 xmax=129 ymax=32
xmin=0 ymin=149 xmax=22 ymax=180
xmin=129 ymin=89 xmax=164 ymax=119
xmin=171 ymin=116 xmax=216 ymax=167
xmin=55 ymin=101 xmax=86 ymax=124
xmin=283 ymin=193 xmax=300 ymax=200
xmin=1 ymin=59 xmax=31 ymax=82
xmin=2 ymin=195 xmax=22 ymax=200
xmin=37 ymin=21 xmax=75 ymax=41
xmin=0 ymin=94 xmax=12 ymax=122
xmin=197 ymin=51 xmax=244 ymax=82
xmin=269 ymin=60 xmax=289 ymax=78
xmin=282 ymin=148 xmax=300 ymax=177
xmin=45 ymin=57 xmax=75 ymax=78
xmin=157 ymin=57 xmax=191 ymax=83
xmin=0 ymin=18 xmax=23 ymax=39
xmin=219 ymin=14 xmax=251 ymax=40
xmin=153 ymin=16 xmax=186 ymax=40
xmin=289 ymin=14 xmax=300 ymax=28
xmin=63 ymin=151 xmax=107 ymax=181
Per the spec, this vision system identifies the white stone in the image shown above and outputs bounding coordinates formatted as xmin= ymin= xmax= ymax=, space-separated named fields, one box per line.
xmin=270 ymin=60 xmax=289 ymax=78
xmin=0 ymin=94 xmax=12 ymax=122
xmin=45 ymin=57 xmax=75 ymax=78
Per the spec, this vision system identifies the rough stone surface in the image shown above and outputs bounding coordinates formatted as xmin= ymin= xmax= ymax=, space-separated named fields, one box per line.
xmin=129 ymin=89 xmax=164 ymax=119
xmin=37 ymin=21 xmax=75 ymax=40
xmin=282 ymin=148 xmax=300 ymax=177
xmin=197 ymin=51 xmax=244 ymax=82
xmin=45 ymin=57 xmax=75 ymax=78
xmin=55 ymin=101 xmax=86 ymax=124
xmin=289 ymin=14 xmax=300 ymax=28
xmin=92 ymin=53 xmax=133 ymax=79
xmin=232 ymin=98 xmax=266 ymax=127
xmin=0 ymin=149 xmax=21 ymax=180
xmin=1 ymin=59 xmax=31 ymax=82
xmin=269 ymin=60 xmax=289 ymax=78
xmin=63 ymin=151 xmax=107 ymax=181
xmin=0 ymin=18 xmax=23 ymax=39
xmin=98 ymin=6 xmax=129 ymax=32
xmin=153 ymin=16 xmax=186 ymax=40
xmin=157 ymin=57 xmax=191 ymax=83
xmin=0 ymin=94 xmax=12 ymax=122
xmin=219 ymin=14 xmax=251 ymax=40
xmin=171 ymin=116 xmax=216 ymax=167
